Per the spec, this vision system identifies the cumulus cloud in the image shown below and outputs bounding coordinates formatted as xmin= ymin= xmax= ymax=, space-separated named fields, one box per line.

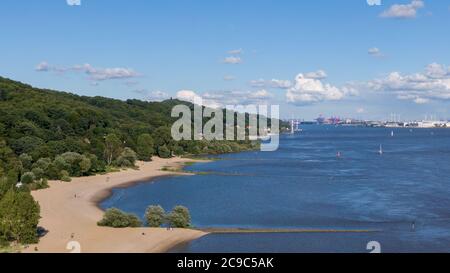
xmin=286 ymin=71 xmax=356 ymax=105
xmin=35 ymin=61 xmax=140 ymax=82
xmin=176 ymin=89 xmax=273 ymax=108
xmin=380 ymin=0 xmax=424 ymax=19
xmin=367 ymin=63 xmax=450 ymax=104
xmin=223 ymin=56 xmax=242 ymax=64
xmin=250 ymin=79 xmax=292 ymax=89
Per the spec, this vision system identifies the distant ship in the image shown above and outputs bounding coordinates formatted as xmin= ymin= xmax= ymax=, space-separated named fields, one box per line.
xmin=379 ymin=145 xmax=383 ymax=155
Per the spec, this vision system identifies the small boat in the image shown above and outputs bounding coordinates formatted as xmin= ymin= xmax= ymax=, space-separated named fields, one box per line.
xmin=379 ymin=144 xmax=383 ymax=155
xmin=391 ymin=131 xmax=394 ymax=137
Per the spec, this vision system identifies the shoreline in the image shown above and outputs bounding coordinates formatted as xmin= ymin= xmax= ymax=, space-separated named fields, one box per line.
xmin=24 ymin=157 xmax=209 ymax=253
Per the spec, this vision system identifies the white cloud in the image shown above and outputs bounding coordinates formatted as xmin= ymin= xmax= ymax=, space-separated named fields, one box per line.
xmin=35 ymin=61 xmax=50 ymax=71
xmin=227 ymin=49 xmax=243 ymax=55
xmin=367 ymin=63 xmax=450 ymax=104
xmin=67 ymin=0 xmax=81 ymax=6
xmin=380 ymin=0 xmax=424 ymax=19
xmin=147 ymin=90 xmax=169 ymax=102
xmin=286 ymin=71 xmax=355 ymax=105
xmin=304 ymin=70 xmax=327 ymax=79
xmin=250 ymin=79 xmax=292 ymax=89
xmin=73 ymin=64 xmax=139 ymax=81
xmin=247 ymin=89 xmax=273 ymax=100
xmin=35 ymin=61 xmax=140 ymax=82
xmin=176 ymin=89 xmax=273 ymax=108
xmin=414 ymin=97 xmax=430 ymax=104
xmin=223 ymin=56 xmax=242 ymax=64
xmin=368 ymin=47 xmax=384 ymax=57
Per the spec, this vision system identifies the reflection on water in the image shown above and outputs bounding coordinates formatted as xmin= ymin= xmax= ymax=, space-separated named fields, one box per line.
xmin=101 ymin=126 xmax=450 ymax=253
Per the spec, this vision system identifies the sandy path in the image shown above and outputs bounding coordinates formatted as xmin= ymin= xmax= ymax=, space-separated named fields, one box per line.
xmin=23 ymin=157 xmax=207 ymax=253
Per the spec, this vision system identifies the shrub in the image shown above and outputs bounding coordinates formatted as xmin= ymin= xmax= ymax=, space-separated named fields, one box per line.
xmin=60 ymin=170 xmax=71 ymax=182
xmin=20 ymin=172 xmax=35 ymax=184
xmin=114 ymin=148 xmax=137 ymax=168
xmin=31 ymin=167 xmax=44 ymax=180
xmin=167 ymin=205 xmax=191 ymax=228
xmin=145 ymin=205 xmax=166 ymax=227
xmin=157 ymin=145 xmax=171 ymax=159
xmin=97 ymin=208 xmax=142 ymax=228
xmin=32 ymin=158 xmax=51 ymax=173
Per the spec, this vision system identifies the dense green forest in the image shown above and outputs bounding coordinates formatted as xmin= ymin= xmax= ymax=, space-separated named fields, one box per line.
xmin=0 ymin=76 xmax=270 ymax=246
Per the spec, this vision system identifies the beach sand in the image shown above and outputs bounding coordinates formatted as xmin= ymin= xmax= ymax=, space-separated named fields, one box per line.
xmin=23 ymin=157 xmax=207 ymax=253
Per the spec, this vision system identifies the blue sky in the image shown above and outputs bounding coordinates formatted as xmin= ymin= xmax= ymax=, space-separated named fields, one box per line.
xmin=1 ymin=0 xmax=450 ymax=120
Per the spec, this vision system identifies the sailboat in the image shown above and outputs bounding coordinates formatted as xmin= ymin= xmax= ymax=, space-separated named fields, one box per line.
xmin=391 ymin=131 xmax=394 ymax=137
xmin=379 ymin=144 xmax=383 ymax=155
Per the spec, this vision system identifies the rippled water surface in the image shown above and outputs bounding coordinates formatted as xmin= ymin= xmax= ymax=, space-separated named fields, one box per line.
xmin=101 ymin=126 xmax=450 ymax=252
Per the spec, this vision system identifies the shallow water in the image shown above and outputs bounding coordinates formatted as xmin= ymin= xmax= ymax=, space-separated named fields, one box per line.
xmin=101 ymin=125 xmax=450 ymax=253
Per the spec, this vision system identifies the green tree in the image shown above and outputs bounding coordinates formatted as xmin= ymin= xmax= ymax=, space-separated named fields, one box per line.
xmin=167 ymin=206 xmax=191 ymax=228
xmin=97 ymin=208 xmax=142 ymax=228
xmin=157 ymin=145 xmax=171 ymax=159
xmin=145 ymin=205 xmax=166 ymax=227
xmin=79 ymin=156 xmax=92 ymax=174
xmin=115 ymin=147 xmax=137 ymax=167
xmin=31 ymin=167 xmax=44 ymax=180
xmin=136 ymin=134 xmax=155 ymax=161
xmin=104 ymin=134 xmax=122 ymax=165
xmin=0 ymin=190 xmax=40 ymax=244
xmin=19 ymin=154 xmax=33 ymax=171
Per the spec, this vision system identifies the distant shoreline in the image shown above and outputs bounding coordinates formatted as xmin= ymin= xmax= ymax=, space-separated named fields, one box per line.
xmin=24 ymin=157 xmax=209 ymax=253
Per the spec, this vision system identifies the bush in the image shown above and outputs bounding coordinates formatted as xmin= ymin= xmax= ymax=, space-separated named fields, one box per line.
xmin=31 ymin=167 xmax=44 ymax=180
xmin=20 ymin=172 xmax=35 ymax=184
xmin=157 ymin=145 xmax=171 ymax=159
xmin=167 ymin=205 xmax=191 ymax=228
xmin=32 ymin=158 xmax=51 ymax=173
xmin=60 ymin=170 xmax=71 ymax=182
xmin=97 ymin=208 xmax=142 ymax=228
xmin=114 ymin=148 xmax=137 ymax=168
xmin=145 ymin=205 xmax=166 ymax=227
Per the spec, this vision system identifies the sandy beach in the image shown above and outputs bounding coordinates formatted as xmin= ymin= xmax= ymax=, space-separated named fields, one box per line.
xmin=23 ymin=157 xmax=207 ymax=253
